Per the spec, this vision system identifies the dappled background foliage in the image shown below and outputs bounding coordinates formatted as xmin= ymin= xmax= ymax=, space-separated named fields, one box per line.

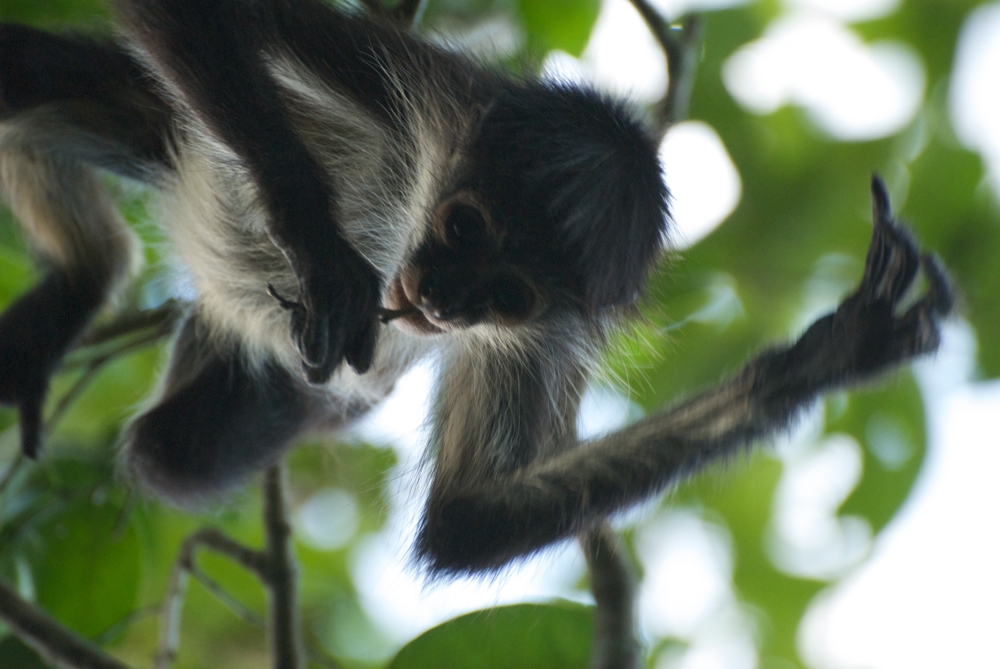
xmin=0 ymin=0 xmax=997 ymax=668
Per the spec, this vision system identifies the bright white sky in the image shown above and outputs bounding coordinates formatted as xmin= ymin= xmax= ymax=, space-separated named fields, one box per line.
xmin=296 ymin=1 xmax=1000 ymax=665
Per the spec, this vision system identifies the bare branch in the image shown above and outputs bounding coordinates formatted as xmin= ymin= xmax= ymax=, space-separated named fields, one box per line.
xmin=189 ymin=567 xmax=267 ymax=628
xmin=154 ymin=546 xmax=190 ymax=669
xmin=0 ymin=455 xmax=24 ymax=499
xmin=263 ymin=466 xmax=303 ymax=669
xmin=155 ymin=528 xmax=268 ymax=669
xmin=581 ymin=524 xmax=640 ymax=669
xmin=0 ymin=579 xmax=134 ymax=669
xmin=628 ymin=0 xmax=703 ymax=138
xmin=74 ymin=300 xmax=181 ymax=350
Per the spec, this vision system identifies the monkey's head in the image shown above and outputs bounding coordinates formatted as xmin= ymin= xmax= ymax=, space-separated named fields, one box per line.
xmin=385 ymin=83 xmax=671 ymax=336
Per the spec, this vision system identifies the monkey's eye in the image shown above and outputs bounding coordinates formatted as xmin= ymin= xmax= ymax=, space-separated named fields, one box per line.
xmin=445 ymin=204 xmax=487 ymax=248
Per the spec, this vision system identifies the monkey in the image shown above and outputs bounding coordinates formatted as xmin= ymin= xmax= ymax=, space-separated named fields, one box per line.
xmin=0 ymin=2 xmax=951 ymax=665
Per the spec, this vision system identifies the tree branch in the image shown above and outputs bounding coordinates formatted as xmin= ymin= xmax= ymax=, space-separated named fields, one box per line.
xmin=581 ymin=523 xmax=641 ymax=669
xmin=154 ymin=467 xmax=309 ymax=669
xmin=73 ymin=300 xmax=181 ymax=350
xmin=154 ymin=528 xmax=268 ymax=669
xmin=0 ymin=579 xmax=134 ymax=669
xmin=628 ymin=0 xmax=703 ymax=138
xmin=263 ymin=466 xmax=303 ymax=669
xmin=188 ymin=567 xmax=267 ymax=628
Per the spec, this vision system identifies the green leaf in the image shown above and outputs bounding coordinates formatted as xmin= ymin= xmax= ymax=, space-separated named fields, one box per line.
xmin=388 ymin=602 xmax=593 ymax=669
xmin=31 ymin=494 xmax=141 ymax=639
xmin=0 ymin=0 xmax=109 ymax=25
xmin=517 ymin=0 xmax=600 ymax=57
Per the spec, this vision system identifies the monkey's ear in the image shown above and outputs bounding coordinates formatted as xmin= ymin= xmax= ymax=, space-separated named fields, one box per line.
xmin=555 ymin=143 xmax=671 ymax=308
xmin=478 ymin=84 xmax=671 ymax=308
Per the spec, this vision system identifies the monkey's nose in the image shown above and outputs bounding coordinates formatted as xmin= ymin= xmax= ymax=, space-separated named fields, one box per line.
xmin=418 ymin=274 xmax=462 ymax=321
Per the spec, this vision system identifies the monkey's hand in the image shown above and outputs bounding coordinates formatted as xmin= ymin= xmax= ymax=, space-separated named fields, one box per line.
xmin=271 ymin=242 xmax=382 ymax=383
xmin=773 ymin=176 xmax=953 ymax=396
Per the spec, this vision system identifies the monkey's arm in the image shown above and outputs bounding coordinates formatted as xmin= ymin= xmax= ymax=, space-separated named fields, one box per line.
xmin=419 ymin=177 xmax=952 ymax=574
xmin=113 ymin=0 xmax=397 ymax=381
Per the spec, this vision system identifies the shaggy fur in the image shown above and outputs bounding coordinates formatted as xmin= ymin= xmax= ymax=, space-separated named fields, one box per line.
xmin=0 ymin=3 xmax=949 ymax=582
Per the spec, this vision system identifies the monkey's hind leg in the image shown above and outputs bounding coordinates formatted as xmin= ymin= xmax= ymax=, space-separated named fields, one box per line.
xmin=122 ymin=312 xmax=316 ymax=503
xmin=0 ymin=24 xmax=173 ymax=457
xmin=0 ymin=149 xmax=137 ymax=458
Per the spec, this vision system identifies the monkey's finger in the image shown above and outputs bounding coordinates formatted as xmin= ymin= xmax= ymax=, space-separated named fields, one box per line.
xmin=890 ymin=299 xmax=943 ymax=360
xmin=862 ymin=211 xmax=920 ymax=305
xmin=919 ymin=253 xmax=955 ymax=316
xmin=298 ymin=303 xmax=331 ymax=372
xmin=303 ymin=317 xmax=343 ymax=384
xmin=885 ymin=255 xmax=952 ymax=362
xmin=345 ymin=316 xmax=378 ymax=374
xmin=870 ymin=175 xmax=892 ymax=227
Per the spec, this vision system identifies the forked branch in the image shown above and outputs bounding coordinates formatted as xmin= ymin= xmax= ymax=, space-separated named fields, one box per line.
xmin=155 ymin=465 xmax=312 ymax=669
xmin=629 ymin=0 xmax=703 ymax=137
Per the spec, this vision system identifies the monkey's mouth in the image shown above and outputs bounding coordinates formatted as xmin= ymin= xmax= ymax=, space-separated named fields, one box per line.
xmin=384 ymin=275 xmax=446 ymax=335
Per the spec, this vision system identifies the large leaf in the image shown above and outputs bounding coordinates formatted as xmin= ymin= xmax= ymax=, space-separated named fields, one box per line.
xmin=31 ymin=492 xmax=142 ymax=640
xmin=389 ymin=602 xmax=593 ymax=669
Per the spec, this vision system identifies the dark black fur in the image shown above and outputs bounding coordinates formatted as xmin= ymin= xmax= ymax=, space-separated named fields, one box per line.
xmin=0 ymin=1 xmax=950 ymax=590
xmin=418 ymin=178 xmax=952 ymax=573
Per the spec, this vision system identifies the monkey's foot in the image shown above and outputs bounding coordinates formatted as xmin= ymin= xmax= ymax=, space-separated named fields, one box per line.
xmin=0 ymin=272 xmax=99 ymax=458
xmin=786 ymin=176 xmax=953 ymax=390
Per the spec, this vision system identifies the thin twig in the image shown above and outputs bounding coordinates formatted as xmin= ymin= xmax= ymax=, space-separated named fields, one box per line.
xmin=41 ymin=325 xmax=171 ymax=454
xmin=155 ymin=528 xmax=268 ymax=669
xmin=0 ymin=454 xmax=24 ymax=499
xmin=392 ymin=0 xmax=429 ymax=29
xmin=188 ymin=567 xmax=266 ymax=628
xmin=628 ymin=0 xmax=703 ymax=138
xmin=63 ymin=325 xmax=176 ymax=371
xmin=0 ymin=579 xmax=134 ymax=669
xmin=75 ymin=300 xmax=181 ymax=349
xmin=154 ymin=549 xmax=189 ymax=669
xmin=263 ymin=466 xmax=303 ymax=669
xmin=581 ymin=523 xmax=640 ymax=669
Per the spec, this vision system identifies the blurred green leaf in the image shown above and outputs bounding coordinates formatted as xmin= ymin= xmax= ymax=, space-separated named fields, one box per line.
xmin=0 ymin=0 xmax=109 ymax=25
xmin=31 ymin=491 xmax=141 ymax=639
xmin=517 ymin=0 xmax=599 ymax=57
xmin=389 ymin=602 xmax=593 ymax=669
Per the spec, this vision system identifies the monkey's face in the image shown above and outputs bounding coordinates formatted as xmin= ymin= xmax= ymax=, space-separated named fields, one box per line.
xmin=385 ymin=190 xmax=560 ymax=335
